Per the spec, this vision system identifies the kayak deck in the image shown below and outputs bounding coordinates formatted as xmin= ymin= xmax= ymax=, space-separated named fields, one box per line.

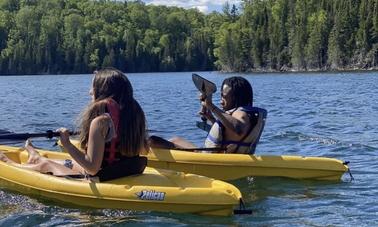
xmin=0 ymin=145 xmax=242 ymax=216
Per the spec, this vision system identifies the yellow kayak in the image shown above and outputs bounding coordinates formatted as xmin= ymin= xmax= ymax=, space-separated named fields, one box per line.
xmin=59 ymin=140 xmax=349 ymax=181
xmin=0 ymin=145 xmax=243 ymax=216
xmin=148 ymin=148 xmax=349 ymax=181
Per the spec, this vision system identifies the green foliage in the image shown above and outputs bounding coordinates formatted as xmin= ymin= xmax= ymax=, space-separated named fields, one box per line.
xmin=327 ymin=0 xmax=360 ymax=69
xmin=0 ymin=0 xmax=19 ymax=11
xmin=214 ymin=22 xmax=243 ymax=71
xmin=0 ymin=0 xmax=377 ymax=74
xmin=305 ymin=10 xmax=327 ymax=69
xmin=0 ymin=0 xmax=214 ymax=74
xmin=218 ymin=0 xmax=378 ymax=71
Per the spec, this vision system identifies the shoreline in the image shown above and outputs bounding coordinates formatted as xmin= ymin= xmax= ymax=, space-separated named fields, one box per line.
xmin=0 ymin=67 xmax=377 ymax=76
xmin=222 ymin=66 xmax=378 ymax=74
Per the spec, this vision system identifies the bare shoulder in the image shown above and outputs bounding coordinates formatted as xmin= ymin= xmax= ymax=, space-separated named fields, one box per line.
xmin=90 ymin=114 xmax=112 ymax=136
xmin=232 ymin=109 xmax=250 ymax=121
xmin=91 ymin=114 xmax=111 ymax=126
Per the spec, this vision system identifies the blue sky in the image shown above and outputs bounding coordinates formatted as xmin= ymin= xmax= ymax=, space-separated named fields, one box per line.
xmin=142 ymin=0 xmax=241 ymax=13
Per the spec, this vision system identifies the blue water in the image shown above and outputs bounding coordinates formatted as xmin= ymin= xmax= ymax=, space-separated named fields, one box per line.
xmin=0 ymin=71 xmax=377 ymax=226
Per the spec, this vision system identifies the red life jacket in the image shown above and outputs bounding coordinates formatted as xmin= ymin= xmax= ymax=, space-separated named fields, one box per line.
xmin=103 ymin=98 xmax=120 ymax=166
xmin=95 ymin=98 xmax=147 ymax=181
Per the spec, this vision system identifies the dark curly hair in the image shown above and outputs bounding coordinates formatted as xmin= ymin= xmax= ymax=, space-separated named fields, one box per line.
xmin=221 ymin=76 xmax=253 ymax=108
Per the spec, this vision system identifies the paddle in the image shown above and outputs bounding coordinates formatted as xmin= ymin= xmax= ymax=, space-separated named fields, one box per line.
xmin=192 ymin=74 xmax=217 ymax=132
xmin=192 ymin=73 xmax=217 ymax=94
xmin=0 ymin=130 xmax=77 ymax=140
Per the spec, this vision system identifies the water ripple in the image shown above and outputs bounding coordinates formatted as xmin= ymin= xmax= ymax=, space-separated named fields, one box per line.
xmin=1 ymin=72 xmax=378 ymax=225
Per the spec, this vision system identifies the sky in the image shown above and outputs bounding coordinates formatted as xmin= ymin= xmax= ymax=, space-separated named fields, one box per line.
xmin=142 ymin=0 xmax=242 ymax=14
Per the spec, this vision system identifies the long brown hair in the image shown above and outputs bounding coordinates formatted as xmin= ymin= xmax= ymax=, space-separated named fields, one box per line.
xmin=78 ymin=68 xmax=148 ymax=157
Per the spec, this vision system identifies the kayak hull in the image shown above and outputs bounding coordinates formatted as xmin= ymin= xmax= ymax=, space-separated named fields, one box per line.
xmin=148 ymin=148 xmax=349 ymax=181
xmin=58 ymin=140 xmax=349 ymax=181
xmin=0 ymin=145 xmax=241 ymax=216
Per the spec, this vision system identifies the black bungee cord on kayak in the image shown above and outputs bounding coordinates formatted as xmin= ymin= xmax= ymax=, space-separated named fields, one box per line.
xmin=343 ymin=161 xmax=354 ymax=182
xmin=233 ymin=199 xmax=252 ymax=215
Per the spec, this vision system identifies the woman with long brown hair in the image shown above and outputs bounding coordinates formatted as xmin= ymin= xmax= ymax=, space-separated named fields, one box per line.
xmin=0 ymin=68 xmax=149 ymax=181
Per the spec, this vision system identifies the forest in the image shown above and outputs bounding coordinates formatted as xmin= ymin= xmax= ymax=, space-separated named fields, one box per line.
xmin=0 ymin=0 xmax=377 ymax=74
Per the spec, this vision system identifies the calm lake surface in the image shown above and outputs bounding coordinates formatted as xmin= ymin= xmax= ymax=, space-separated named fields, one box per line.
xmin=0 ymin=71 xmax=377 ymax=226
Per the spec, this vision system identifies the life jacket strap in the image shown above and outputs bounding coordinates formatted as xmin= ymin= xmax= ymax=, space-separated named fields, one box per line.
xmin=104 ymin=98 xmax=120 ymax=165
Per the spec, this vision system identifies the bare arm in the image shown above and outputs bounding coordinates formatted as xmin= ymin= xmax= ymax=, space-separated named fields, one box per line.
xmin=205 ymin=102 xmax=250 ymax=137
xmin=59 ymin=116 xmax=108 ymax=175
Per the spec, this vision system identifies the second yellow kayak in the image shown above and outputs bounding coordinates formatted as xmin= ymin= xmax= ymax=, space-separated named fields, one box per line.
xmin=148 ymin=148 xmax=349 ymax=181
xmin=59 ymin=140 xmax=349 ymax=181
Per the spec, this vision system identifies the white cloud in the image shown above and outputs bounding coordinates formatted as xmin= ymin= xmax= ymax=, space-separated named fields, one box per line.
xmin=193 ymin=5 xmax=209 ymax=13
xmin=144 ymin=0 xmax=241 ymax=13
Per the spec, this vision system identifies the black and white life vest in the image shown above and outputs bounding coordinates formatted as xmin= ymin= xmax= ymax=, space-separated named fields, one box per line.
xmin=204 ymin=106 xmax=267 ymax=154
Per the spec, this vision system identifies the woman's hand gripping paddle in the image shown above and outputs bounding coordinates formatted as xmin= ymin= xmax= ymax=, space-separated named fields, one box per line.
xmin=192 ymin=74 xmax=216 ymax=131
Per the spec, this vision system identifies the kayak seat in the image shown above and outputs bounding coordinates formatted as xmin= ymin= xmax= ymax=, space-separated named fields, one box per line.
xmin=95 ymin=156 xmax=147 ymax=182
xmin=246 ymin=107 xmax=267 ymax=154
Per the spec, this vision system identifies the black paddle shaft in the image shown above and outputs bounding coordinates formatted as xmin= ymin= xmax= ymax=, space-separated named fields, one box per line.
xmin=0 ymin=130 xmax=75 ymax=140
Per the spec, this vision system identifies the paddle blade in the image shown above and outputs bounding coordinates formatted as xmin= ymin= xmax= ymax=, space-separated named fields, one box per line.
xmin=192 ymin=74 xmax=216 ymax=95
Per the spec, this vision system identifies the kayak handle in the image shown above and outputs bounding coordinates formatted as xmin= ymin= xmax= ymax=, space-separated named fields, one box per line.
xmin=343 ymin=161 xmax=354 ymax=182
xmin=233 ymin=199 xmax=252 ymax=215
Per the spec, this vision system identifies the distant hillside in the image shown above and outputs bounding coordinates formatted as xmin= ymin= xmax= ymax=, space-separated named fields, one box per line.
xmin=0 ymin=0 xmax=377 ymax=74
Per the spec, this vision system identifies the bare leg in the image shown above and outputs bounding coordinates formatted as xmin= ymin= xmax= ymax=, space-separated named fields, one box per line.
xmin=4 ymin=158 xmax=82 ymax=176
xmin=0 ymin=140 xmax=42 ymax=165
xmin=0 ymin=152 xmax=17 ymax=164
xmin=1 ymin=147 xmax=82 ymax=176
xmin=148 ymin=136 xmax=176 ymax=149
xmin=170 ymin=137 xmax=197 ymax=149
xmin=25 ymin=139 xmax=42 ymax=164
xmin=149 ymin=135 xmax=197 ymax=150
xmin=29 ymin=159 xmax=82 ymax=176
xmin=0 ymin=151 xmax=41 ymax=169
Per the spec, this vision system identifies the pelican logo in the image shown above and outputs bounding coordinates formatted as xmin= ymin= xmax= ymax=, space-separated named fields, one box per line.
xmin=136 ymin=190 xmax=166 ymax=201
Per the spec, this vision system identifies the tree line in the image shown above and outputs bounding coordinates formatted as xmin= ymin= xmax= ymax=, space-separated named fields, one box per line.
xmin=0 ymin=0 xmax=377 ymax=75
xmin=216 ymin=0 xmax=378 ymax=72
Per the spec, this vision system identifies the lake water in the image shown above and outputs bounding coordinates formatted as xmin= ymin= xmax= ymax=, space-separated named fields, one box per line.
xmin=0 ymin=71 xmax=377 ymax=226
